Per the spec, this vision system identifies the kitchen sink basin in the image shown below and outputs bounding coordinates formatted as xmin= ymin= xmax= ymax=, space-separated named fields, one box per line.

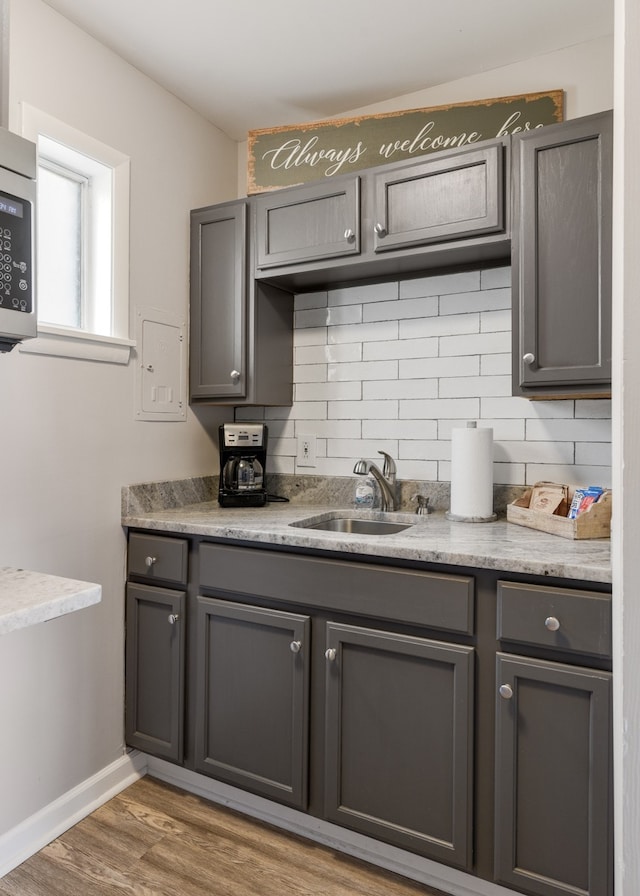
xmin=290 ymin=512 xmax=415 ymax=536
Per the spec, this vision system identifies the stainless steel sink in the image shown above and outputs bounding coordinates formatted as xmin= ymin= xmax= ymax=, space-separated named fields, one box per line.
xmin=307 ymin=517 xmax=411 ymax=535
xmin=290 ymin=512 xmax=414 ymax=536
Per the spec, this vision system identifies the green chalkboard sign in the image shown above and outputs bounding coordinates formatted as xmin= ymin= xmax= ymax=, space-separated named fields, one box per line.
xmin=248 ymin=90 xmax=563 ymax=194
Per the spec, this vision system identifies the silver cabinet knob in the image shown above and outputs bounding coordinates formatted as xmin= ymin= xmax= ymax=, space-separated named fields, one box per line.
xmin=545 ymin=616 xmax=561 ymax=632
xmin=499 ymin=684 xmax=514 ymax=700
xmin=230 ymin=369 xmax=241 ymax=382
xmin=374 ymin=222 xmax=387 ymax=237
xmin=290 ymin=640 xmax=302 ymax=654
xmin=145 ymin=556 xmax=157 ymax=568
xmin=325 ymin=648 xmax=337 ymax=662
xmin=168 ymin=614 xmax=180 ymax=625
xmin=522 ymin=352 xmax=535 ymax=365
xmin=344 ymin=228 xmax=356 ymax=243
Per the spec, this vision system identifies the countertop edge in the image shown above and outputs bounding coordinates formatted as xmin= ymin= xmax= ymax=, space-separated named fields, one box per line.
xmin=0 ymin=568 xmax=103 ymax=636
xmin=122 ymin=503 xmax=612 ymax=585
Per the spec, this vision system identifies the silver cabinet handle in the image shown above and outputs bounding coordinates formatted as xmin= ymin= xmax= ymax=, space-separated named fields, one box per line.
xmin=545 ymin=616 xmax=561 ymax=632
xmin=145 ymin=556 xmax=157 ymax=568
xmin=325 ymin=647 xmax=337 ymax=662
xmin=168 ymin=614 xmax=180 ymax=625
xmin=290 ymin=640 xmax=302 ymax=654
xmin=499 ymin=684 xmax=514 ymax=700
xmin=344 ymin=228 xmax=356 ymax=243
xmin=374 ymin=222 xmax=387 ymax=237
xmin=523 ymin=352 xmax=535 ymax=365
xmin=230 ymin=369 xmax=241 ymax=382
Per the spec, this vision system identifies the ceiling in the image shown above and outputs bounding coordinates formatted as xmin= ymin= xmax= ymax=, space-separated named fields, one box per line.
xmin=41 ymin=0 xmax=613 ymax=142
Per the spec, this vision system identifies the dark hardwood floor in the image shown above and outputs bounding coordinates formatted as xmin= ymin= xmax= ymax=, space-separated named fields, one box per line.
xmin=0 ymin=776 xmax=448 ymax=895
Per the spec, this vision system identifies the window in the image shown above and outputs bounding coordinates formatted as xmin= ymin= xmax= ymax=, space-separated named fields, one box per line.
xmin=20 ymin=105 xmax=132 ymax=363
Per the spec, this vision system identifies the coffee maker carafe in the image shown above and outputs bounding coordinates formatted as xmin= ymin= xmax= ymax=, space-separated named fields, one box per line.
xmin=218 ymin=423 xmax=268 ymax=507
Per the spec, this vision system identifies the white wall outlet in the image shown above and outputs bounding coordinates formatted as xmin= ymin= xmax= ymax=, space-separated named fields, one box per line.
xmin=296 ymin=433 xmax=317 ymax=467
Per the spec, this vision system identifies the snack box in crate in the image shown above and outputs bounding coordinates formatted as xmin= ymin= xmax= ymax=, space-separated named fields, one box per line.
xmin=507 ymin=483 xmax=611 ymax=540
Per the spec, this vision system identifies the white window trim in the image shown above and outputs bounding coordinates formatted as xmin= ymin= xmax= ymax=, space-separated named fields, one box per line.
xmin=19 ymin=103 xmax=134 ymax=363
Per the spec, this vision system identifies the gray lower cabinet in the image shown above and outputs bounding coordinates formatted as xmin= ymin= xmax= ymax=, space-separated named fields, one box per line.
xmin=323 ymin=621 xmax=474 ymax=869
xmin=494 ymin=654 xmax=612 ymax=896
xmin=190 ymin=200 xmax=294 ymax=406
xmin=125 ymin=583 xmax=185 ymax=762
xmin=194 ymin=596 xmax=311 ymax=809
xmin=371 ymin=142 xmax=505 ymax=252
xmin=495 ymin=580 xmax=613 ymax=896
xmin=511 ymin=110 xmax=613 ymax=397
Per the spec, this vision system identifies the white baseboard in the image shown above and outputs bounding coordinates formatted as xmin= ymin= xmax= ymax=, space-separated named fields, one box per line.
xmin=0 ymin=750 xmax=148 ymax=878
xmin=146 ymin=756 xmax=513 ymax=896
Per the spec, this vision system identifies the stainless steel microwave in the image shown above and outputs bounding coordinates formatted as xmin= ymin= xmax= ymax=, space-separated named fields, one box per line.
xmin=0 ymin=127 xmax=36 ymax=352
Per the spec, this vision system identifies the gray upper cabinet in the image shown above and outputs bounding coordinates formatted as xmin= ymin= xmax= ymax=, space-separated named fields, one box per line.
xmin=323 ymin=621 xmax=474 ymax=869
xmin=252 ymin=138 xmax=510 ymax=290
xmin=194 ymin=596 xmax=311 ymax=809
xmin=254 ymin=177 xmax=360 ymax=268
xmin=190 ymin=201 xmax=246 ymax=402
xmin=190 ymin=200 xmax=294 ymax=406
xmin=512 ymin=111 xmax=613 ymax=397
xmin=372 ymin=142 xmax=505 ymax=252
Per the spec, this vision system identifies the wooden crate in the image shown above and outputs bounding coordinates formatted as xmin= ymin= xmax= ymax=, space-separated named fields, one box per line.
xmin=507 ymin=486 xmax=611 ymax=540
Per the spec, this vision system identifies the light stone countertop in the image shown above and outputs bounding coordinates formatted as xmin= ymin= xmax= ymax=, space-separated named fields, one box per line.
xmin=122 ymin=498 xmax=612 ymax=585
xmin=0 ymin=567 xmax=102 ymax=636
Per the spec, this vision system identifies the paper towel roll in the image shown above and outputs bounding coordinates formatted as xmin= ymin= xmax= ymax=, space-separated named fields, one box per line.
xmin=447 ymin=422 xmax=496 ymax=522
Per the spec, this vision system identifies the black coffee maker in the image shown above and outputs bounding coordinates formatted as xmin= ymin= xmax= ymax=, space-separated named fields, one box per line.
xmin=218 ymin=423 xmax=268 ymax=507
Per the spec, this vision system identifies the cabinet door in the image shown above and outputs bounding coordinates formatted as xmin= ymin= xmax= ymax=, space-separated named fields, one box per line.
xmin=512 ymin=111 xmax=612 ymax=395
xmin=494 ymin=653 xmax=612 ymax=896
xmin=195 ymin=597 xmax=310 ymax=809
xmin=324 ymin=622 xmax=474 ymax=869
xmin=125 ymin=583 xmax=185 ymax=762
xmin=255 ymin=177 xmax=360 ymax=268
xmin=372 ymin=143 xmax=504 ymax=252
xmin=190 ymin=201 xmax=246 ymax=400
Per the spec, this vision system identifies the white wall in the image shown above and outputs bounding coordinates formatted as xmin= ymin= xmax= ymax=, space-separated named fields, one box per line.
xmin=0 ymin=0 xmax=234 ymax=835
xmin=243 ymin=269 xmax=611 ymax=489
xmin=237 ymin=35 xmax=613 ymax=196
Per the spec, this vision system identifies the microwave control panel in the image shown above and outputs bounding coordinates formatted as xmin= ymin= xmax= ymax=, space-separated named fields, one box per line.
xmin=0 ymin=189 xmax=33 ymax=315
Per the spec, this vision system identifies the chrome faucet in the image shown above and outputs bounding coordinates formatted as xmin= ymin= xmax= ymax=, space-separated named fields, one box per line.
xmin=353 ymin=451 xmax=397 ymax=512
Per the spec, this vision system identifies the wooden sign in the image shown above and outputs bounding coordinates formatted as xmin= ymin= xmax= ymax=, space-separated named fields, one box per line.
xmin=248 ymin=90 xmax=564 ymax=194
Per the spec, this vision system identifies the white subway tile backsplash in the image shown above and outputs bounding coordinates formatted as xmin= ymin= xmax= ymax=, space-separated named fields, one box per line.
xmin=295 ymin=364 xmax=327 ymax=384
xmin=295 ymin=290 xmax=328 ymax=311
xmin=362 ymin=419 xmax=438 ymax=440
xmin=400 ymin=270 xmax=481 ymax=298
xmin=439 ymin=375 xmax=511 ymax=399
xmin=296 ymin=381 xmax=361 ymax=402
xmin=364 ymin=337 xmax=439 ymax=362
xmin=400 ymin=356 xmax=479 ymax=380
xmin=362 ymin=379 xmax=438 ymax=400
xmin=364 ymin=295 xmax=438 ymax=323
xmin=260 ymin=269 xmax=611 ymax=489
xmin=525 ymin=418 xmax=612 ymax=442
xmin=575 ymin=442 xmax=612 ymax=466
xmin=328 ymin=438 xmax=398 ymax=458
xmin=480 ymin=266 xmax=511 ymax=289
xmin=328 ymin=320 xmax=399 ymax=345
xmin=329 ymin=399 xmax=399 ymax=420
xmin=400 ymin=398 xmax=480 ymax=419
xmin=329 ymin=281 xmax=398 ymax=305
xmin=399 ymin=313 xmax=479 ymax=340
xmin=328 ymin=360 xmax=398 ymax=382
xmin=440 ymin=331 xmax=511 ymax=357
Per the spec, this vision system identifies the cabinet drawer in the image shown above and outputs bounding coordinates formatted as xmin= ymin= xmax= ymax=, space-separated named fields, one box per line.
xmin=128 ymin=533 xmax=188 ymax=586
xmin=199 ymin=543 xmax=474 ymax=634
xmin=497 ymin=581 xmax=611 ymax=658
